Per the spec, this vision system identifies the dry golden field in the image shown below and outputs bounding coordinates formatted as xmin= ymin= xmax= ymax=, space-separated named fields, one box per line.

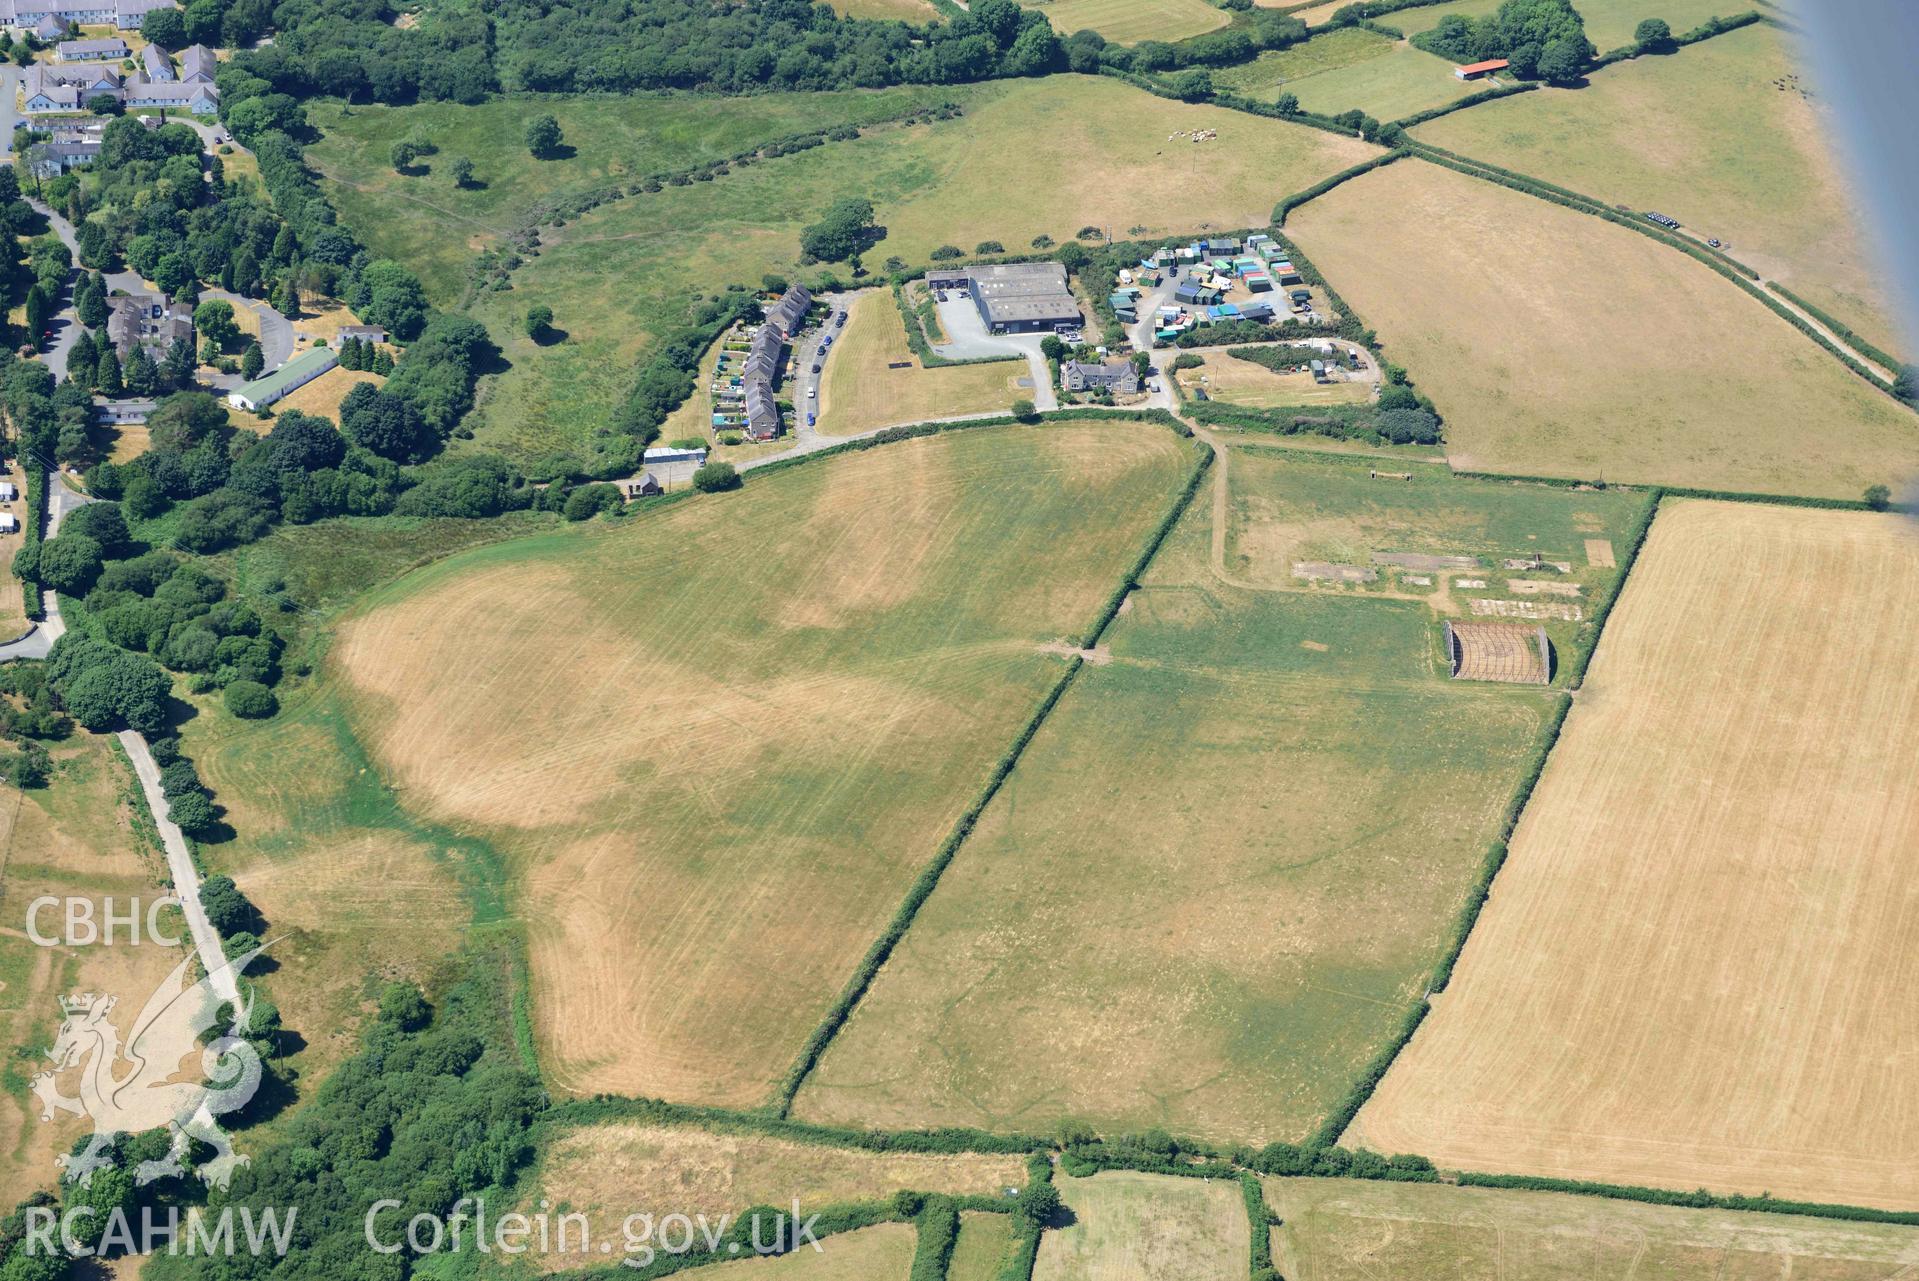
xmin=528 ymin=1120 xmax=1026 ymax=1258
xmin=1416 ymin=24 xmax=1905 ymax=358
xmin=273 ymin=366 xmax=384 ymax=422
xmin=1268 ymin=1178 xmax=1919 ymax=1280
xmin=1287 ymin=159 xmax=1919 ymax=498
xmin=1346 ymin=500 xmax=1919 ymax=1209
xmin=328 ymin=423 xmax=1192 ymax=1107
xmin=1036 ymin=1171 xmax=1249 ymax=1281
xmin=1174 ymin=350 xmax=1373 ymax=410
xmin=0 ymin=733 xmax=185 ymax=1200
xmin=818 ymin=292 xmax=1024 ymax=436
xmin=698 ymin=1223 xmax=917 ymax=1280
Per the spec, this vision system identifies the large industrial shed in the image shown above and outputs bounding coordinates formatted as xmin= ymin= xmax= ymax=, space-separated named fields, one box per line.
xmin=929 ymin=262 xmax=1080 ymax=334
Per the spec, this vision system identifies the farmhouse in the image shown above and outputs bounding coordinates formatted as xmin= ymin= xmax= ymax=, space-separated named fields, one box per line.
xmin=1061 ymin=360 xmax=1140 ymax=395
xmin=226 ymin=346 xmax=339 ymax=411
xmin=1443 ymin=620 xmax=1550 ymax=684
xmin=55 ymin=35 xmax=125 ymax=59
xmin=1454 ymin=58 xmax=1509 ymax=79
xmin=105 ymin=291 xmax=193 ymax=359
xmin=930 ymin=262 xmax=1080 ymax=335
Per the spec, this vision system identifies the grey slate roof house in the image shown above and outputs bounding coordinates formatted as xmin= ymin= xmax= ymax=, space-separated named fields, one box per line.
xmin=140 ymin=41 xmax=172 ymax=79
xmin=124 ymin=74 xmax=218 ymax=111
xmin=56 ymin=35 xmax=127 ymax=59
xmin=1 ymin=0 xmax=177 ymax=28
xmin=764 ymin=284 xmax=812 ymax=339
xmin=1061 ymin=360 xmax=1140 ymax=395
xmin=105 ymin=291 xmax=193 ymax=358
xmin=178 ymin=43 xmax=214 ymax=81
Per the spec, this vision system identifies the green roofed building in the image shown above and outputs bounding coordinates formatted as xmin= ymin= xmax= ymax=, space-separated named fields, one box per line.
xmin=226 ymin=346 xmax=340 ymax=412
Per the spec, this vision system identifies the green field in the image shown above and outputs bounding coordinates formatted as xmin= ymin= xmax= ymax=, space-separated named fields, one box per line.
xmin=792 ymin=448 xmax=1626 ymax=1143
xmin=950 ymin=1213 xmax=1026 ymax=1281
xmin=1027 ymin=0 xmax=1230 ymax=44
xmin=1268 ymin=1178 xmax=1919 ymax=1280
xmin=1036 ymin=1172 xmax=1249 ymax=1281
xmin=301 ymin=422 xmax=1192 ymax=1109
xmin=458 ymin=74 xmax=1376 ymax=464
xmin=306 ymin=87 xmax=973 ymax=303
xmin=1417 ymin=23 xmax=1907 ymax=360
xmin=1288 ymin=157 xmax=1919 ymax=498
xmin=1217 ymin=28 xmax=1480 ymax=121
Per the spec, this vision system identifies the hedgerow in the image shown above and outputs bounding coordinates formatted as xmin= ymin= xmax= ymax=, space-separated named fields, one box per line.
xmin=1562 ymin=490 xmax=1662 ymax=688
xmin=1391 ymin=81 xmax=1536 ymax=128
xmin=909 ymin=1196 xmax=959 ymax=1281
xmin=550 ymin=1093 xmax=1047 ymax=1157
xmin=1240 ymin=1173 xmax=1275 ymax=1280
xmin=774 ymin=655 xmax=1087 ymax=1110
xmin=1454 ymin=1172 xmax=1919 ymax=1225
xmin=1588 ymin=10 xmax=1762 ymax=68
xmin=1273 ymin=150 xmax=1407 ymax=225
xmin=1763 ymin=281 xmax=1906 ymax=374
xmin=1080 ymin=445 xmax=1213 ymax=647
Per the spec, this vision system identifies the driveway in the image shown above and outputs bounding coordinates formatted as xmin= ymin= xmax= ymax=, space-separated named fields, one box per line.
xmin=927 ymin=294 xmax=1057 ymax=410
xmin=0 ymin=66 xmax=22 ymax=156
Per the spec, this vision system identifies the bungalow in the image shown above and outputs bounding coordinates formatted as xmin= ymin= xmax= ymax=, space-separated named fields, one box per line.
xmin=178 ymin=42 xmax=214 ymax=82
xmin=93 ymin=397 xmax=155 ymax=424
xmin=1454 ymin=58 xmax=1509 ymax=79
xmin=1061 ymin=360 xmax=1140 ymax=396
xmin=227 ymin=346 xmax=339 ymax=411
xmin=335 ymin=323 xmax=387 ymax=346
xmin=644 ymin=445 xmax=708 ymax=467
xmin=140 ymin=41 xmax=171 ymax=80
xmin=56 ymin=35 xmax=126 ymax=59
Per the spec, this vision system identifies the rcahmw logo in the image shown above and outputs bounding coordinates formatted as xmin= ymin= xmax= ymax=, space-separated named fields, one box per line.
xmin=21 ymin=1205 xmax=297 ymax=1259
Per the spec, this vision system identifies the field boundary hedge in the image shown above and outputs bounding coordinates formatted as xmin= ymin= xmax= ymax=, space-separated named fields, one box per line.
xmin=1763 ymin=281 xmax=1906 ymax=373
xmin=1390 ymin=81 xmax=1535 ymax=129
xmin=1455 ymin=1172 xmax=1919 ymax=1225
xmin=1588 ymin=10 xmax=1764 ymax=70
xmin=1403 ymin=146 xmax=1909 ymax=399
xmin=1562 ymin=489 xmax=1661 ymax=688
xmin=1240 ymin=1173 xmax=1273 ymax=1280
xmin=772 ymin=655 xmax=1086 ymax=1112
xmin=1081 ymin=444 xmax=1213 ymax=647
xmin=17 ymin=466 xmax=46 ymax=620
xmin=547 ymin=1093 xmax=1047 ymax=1156
xmin=1273 ymin=149 xmax=1406 ymax=225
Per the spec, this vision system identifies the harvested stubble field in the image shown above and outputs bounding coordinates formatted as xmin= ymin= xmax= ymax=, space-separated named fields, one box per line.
xmin=1287 ymin=159 xmax=1919 ymax=498
xmin=1267 ymin=1178 xmax=1919 ymax=1280
xmin=1416 ymin=24 xmax=1905 ymax=357
xmin=1035 ymin=1171 xmax=1249 ymax=1281
xmin=818 ymin=292 xmax=1023 ymax=436
xmin=796 ymin=449 xmax=1558 ymax=1143
xmin=525 ymin=1121 xmax=1026 ymax=1271
xmin=461 ymin=75 xmax=1377 ymax=462
xmin=1027 ymin=0 xmax=1229 ymax=44
xmin=328 ymin=423 xmax=1193 ymax=1107
xmin=1347 ymin=500 xmax=1919 ymax=1209
xmin=0 ymin=733 xmax=184 ymax=1200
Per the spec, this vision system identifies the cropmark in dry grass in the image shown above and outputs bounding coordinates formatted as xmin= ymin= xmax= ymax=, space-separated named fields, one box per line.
xmin=328 ymin=423 xmax=1193 ymax=1108
xmin=1035 ymin=1171 xmax=1249 ymax=1281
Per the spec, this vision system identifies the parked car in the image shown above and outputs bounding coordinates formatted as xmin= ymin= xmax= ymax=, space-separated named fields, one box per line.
xmin=835 ymin=312 xmax=847 ymax=327
xmin=808 ymin=387 xmax=817 ymax=398
xmin=807 ymin=413 xmax=816 ymax=426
